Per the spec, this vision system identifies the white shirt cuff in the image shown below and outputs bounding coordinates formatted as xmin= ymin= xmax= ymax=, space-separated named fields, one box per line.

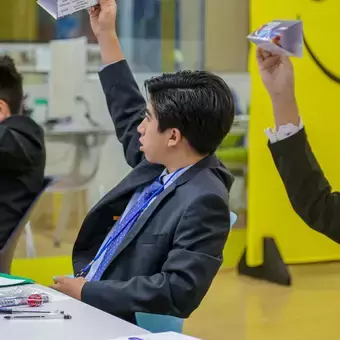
xmin=100 ymin=62 xmax=117 ymax=72
xmin=265 ymin=118 xmax=304 ymax=143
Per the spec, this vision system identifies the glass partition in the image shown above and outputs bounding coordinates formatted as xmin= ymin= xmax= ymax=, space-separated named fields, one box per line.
xmin=0 ymin=0 xmax=206 ymax=73
xmin=0 ymin=0 xmax=249 ymax=259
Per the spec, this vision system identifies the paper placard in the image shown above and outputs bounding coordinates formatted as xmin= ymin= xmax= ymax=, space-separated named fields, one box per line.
xmin=37 ymin=0 xmax=99 ymax=19
xmin=247 ymin=20 xmax=303 ymax=57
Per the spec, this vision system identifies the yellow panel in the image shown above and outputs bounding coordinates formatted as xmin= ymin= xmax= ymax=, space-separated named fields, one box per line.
xmin=160 ymin=0 xmax=176 ymax=72
xmin=247 ymin=0 xmax=340 ymax=266
xmin=12 ymin=257 xmax=73 ymax=286
xmin=222 ymin=228 xmax=246 ymax=268
xmin=0 ymin=0 xmax=37 ymax=40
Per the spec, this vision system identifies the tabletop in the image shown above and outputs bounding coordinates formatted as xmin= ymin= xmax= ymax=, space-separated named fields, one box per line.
xmin=0 ymin=284 xmax=149 ymax=340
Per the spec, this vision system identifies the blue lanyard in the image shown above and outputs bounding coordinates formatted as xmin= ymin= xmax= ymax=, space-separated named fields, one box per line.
xmin=75 ymin=168 xmax=183 ymax=278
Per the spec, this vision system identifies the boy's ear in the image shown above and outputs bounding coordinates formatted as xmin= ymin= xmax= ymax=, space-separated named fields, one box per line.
xmin=0 ymin=100 xmax=10 ymax=121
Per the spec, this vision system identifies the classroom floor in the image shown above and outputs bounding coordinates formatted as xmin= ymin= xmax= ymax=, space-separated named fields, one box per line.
xmin=184 ymin=262 xmax=340 ymax=340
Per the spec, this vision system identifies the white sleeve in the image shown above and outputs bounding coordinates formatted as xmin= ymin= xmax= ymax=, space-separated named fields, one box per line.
xmin=100 ymin=62 xmax=118 ymax=71
xmin=265 ymin=118 xmax=304 ymax=143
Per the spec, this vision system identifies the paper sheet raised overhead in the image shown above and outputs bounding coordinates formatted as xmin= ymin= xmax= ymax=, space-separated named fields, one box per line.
xmin=37 ymin=0 xmax=99 ymax=19
xmin=37 ymin=0 xmax=57 ymax=18
xmin=110 ymin=332 xmax=201 ymax=340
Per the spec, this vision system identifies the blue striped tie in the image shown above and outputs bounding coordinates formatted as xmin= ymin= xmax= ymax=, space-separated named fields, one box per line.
xmin=91 ymin=178 xmax=164 ymax=281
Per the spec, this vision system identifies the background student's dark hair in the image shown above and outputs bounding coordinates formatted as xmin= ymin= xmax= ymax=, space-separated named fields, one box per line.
xmin=145 ymin=70 xmax=235 ymax=155
xmin=0 ymin=56 xmax=23 ymax=115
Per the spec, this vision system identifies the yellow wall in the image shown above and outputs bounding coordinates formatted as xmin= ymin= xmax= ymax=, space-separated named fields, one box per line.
xmin=0 ymin=0 xmax=36 ymax=41
xmin=12 ymin=257 xmax=73 ymax=287
xmin=247 ymin=0 xmax=340 ymax=266
xmin=160 ymin=0 xmax=176 ymax=72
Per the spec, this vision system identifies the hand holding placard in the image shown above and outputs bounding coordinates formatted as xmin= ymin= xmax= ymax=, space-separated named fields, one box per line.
xmin=248 ymin=20 xmax=303 ymax=57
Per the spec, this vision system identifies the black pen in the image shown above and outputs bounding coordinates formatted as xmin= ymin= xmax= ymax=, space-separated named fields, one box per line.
xmin=4 ymin=314 xmax=72 ymax=320
xmin=0 ymin=309 xmax=64 ymax=314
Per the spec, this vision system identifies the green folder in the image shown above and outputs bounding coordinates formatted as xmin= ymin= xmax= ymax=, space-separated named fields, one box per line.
xmin=0 ymin=273 xmax=35 ymax=288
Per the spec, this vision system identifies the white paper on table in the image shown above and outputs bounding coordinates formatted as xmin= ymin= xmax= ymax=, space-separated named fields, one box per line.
xmin=0 ymin=277 xmax=27 ymax=287
xmin=110 ymin=332 xmax=202 ymax=340
xmin=37 ymin=0 xmax=99 ymax=19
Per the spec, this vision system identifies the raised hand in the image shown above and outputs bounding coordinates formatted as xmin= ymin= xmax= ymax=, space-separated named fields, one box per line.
xmin=256 ymin=47 xmax=295 ymax=98
xmin=88 ymin=0 xmax=117 ymax=39
xmin=256 ymin=47 xmax=300 ymax=127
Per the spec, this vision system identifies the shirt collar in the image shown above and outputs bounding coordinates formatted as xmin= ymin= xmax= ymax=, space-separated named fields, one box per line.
xmin=160 ymin=165 xmax=192 ymax=185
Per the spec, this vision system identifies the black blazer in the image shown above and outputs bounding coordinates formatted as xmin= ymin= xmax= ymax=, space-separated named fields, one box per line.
xmin=0 ymin=116 xmax=45 ymax=249
xmin=73 ymin=60 xmax=234 ymax=323
xmin=269 ymin=128 xmax=340 ymax=244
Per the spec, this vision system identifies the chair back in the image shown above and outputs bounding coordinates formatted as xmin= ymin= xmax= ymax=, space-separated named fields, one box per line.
xmin=135 ymin=313 xmax=184 ymax=334
xmin=0 ymin=176 xmax=57 ymax=274
xmin=230 ymin=211 xmax=237 ymax=229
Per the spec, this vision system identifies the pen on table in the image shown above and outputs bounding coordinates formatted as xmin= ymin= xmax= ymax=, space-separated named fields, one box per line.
xmin=0 ymin=309 xmax=64 ymax=314
xmin=4 ymin=314 xmax=72 ymax=320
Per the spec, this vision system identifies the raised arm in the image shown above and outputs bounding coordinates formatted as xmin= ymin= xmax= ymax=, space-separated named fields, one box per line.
xmin=90 ymin=0 xmax=146 ymax=168
xmin=269 ymin=126 xmax=340 ymax=243
xmin=257 ymin=47 xmax=340 ymax=243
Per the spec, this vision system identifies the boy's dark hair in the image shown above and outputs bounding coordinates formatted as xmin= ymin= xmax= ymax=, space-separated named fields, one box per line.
xmin=0 ymin=56 xmax=23 ymax=115
xmin=145 ymin=70 xmax=235 ymax=155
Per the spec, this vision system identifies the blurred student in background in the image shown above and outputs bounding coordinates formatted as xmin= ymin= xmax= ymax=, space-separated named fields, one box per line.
xmin=0 ymin=56 xmax=46 ymax=250
xmin=257 ymin=47 xmax=340 ymax=244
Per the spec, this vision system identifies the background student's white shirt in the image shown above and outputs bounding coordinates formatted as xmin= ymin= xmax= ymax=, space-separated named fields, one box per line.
xmin=265 ymin=118 xmax=304 ymax=143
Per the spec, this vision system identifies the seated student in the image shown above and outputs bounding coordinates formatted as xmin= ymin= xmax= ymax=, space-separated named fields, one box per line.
xmin=52 ymin=0 xmax=235 ymax=324
xmin=257 ymin=47 xmax=340 ymax=244
xmin=0 ymin=56 xmax=46 ymax=250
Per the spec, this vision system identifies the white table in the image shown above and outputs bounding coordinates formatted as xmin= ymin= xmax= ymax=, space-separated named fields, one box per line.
xmin=0 ymin=284 xmax=149 ymax=340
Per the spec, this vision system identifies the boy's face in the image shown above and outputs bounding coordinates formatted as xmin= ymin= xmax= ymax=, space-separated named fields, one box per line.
xmin=0 ymin=100 xmax=11 ymax=122
xmin=137 ymin=103 xmax=180 ymax=164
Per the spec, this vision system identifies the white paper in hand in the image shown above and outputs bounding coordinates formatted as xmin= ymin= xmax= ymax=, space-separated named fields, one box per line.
xmin=37 ymin=0 xmax=99 ymax=19
xmin=110 ymin=332 xmax=202 ymax=340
